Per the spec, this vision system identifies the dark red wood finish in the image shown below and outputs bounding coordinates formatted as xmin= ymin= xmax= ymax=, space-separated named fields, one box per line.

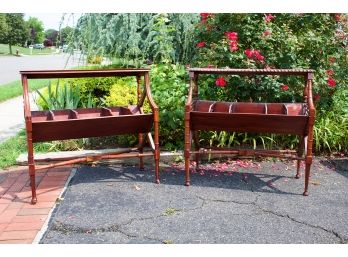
xmin=21 ymin=69 xmax=160 ymax=204
xmin=184 ymin=68 xmax=316 ymax=196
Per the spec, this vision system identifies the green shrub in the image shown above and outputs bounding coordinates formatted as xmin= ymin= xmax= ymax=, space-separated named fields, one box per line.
xmin=150 ymin=64 xmax=188 ymax=149
xmin=87 ymin=55 xmax=103 ymax=64
xmin=103 ymin=79 xmax=151 ymax=112
xmin=314 ymin=86 xmax=348 ymax=154
xmin=192 ymin=13 xmax=348 ymax=153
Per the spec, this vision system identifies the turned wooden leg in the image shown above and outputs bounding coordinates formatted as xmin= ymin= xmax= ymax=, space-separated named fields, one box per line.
xmin=138 ymin=133 xmax=144 ymax=171
xmin=295 ymin=136 xmax=305 ymax=179
xmin=27 ymin=129 xmax=37 ymax=204
xmin=303 ymin=133 xmax=313 ymax=196
xmin=184 ymin=128 xmax=192 ymax=186
xmin=29 ymin=162 xmax=37 ymax=204
xmin=193 ymin=131 xmax=200 ymax=171
xmin=303 ymin=163 xmax=311 ymax=196
xmin=154 ymin=119 xmax=160 ymax=184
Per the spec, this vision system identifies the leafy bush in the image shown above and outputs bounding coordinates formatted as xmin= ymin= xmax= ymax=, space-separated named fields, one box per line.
xmin=314 ymin=87 xmax=348 ymax=154
xmin=87 ymin=55 xmax=103 ymax=65
xmin=150 ymin=64 xmax=188 ymax=149
xmin=192 ymin=13 xmax=348 ymax=153
xmin=103 ymin=78 xmax=151 ymax=112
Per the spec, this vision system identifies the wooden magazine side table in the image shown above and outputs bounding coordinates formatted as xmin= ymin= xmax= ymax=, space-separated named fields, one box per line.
xmin=21 ymin=69 xmax=160 ymax=204
xmin=184 ymin=68 xmax=315 ymax=196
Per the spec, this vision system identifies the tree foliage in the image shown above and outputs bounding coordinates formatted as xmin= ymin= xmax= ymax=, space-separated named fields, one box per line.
xmin=26 ymin=16 xmax=44 ymax=45
xmin=45 ymin=29 xmax=59 ymax=46
xmin=71 ymin=13 xmax=199 ymax=65
xmin=59 ymin=26 xmax=73 ymax=45
xmin=0 ymin=13 xmax=27 ymax=54
xmin=0 ymin=14 xmax=9 ymax=42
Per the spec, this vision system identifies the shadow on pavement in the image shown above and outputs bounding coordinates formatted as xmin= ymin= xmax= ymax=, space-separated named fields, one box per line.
xmin=68 ymin=163 xmax=301 ymax=196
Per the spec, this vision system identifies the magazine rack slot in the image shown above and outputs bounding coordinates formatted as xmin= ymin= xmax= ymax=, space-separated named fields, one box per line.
xmin=21 ymin=68 xmax=160 ymax=204
xmin=185 ymin=68 xmax=315 ymax=197
xmin=100 ymin=107 xmax=113 ymax=117
xmin=46 ymin=110 xmax=55 ymax=120
xmin=68 ymin=109 xmax=79 ymax=119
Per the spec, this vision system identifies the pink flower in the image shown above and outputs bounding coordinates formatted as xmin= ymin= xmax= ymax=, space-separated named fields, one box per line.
xmin=328 ymin=78 xmax=336 ymax=87
xmin=281 ymin=84 xmax=289 ymax=91
xmin=229 ymin=41 xmax=238 ymax=52
xmin=197 ymin=41 xmax=206 ymax=48
xmin=200 ymin=13 xmax=210 ymax=23
xmin=215 ymin=77 xmax=227 ymax=87
xmin=244 ymin=49 xmax=253 ymax=59
xmin=225 ymin=31 xmax=238 ymax=41
xmin=200 ymin=13 xmax=210 ymax=19
xmin=326 ymin=69 xmax=334 ymax=76
xmin=334 ymin=14 xmax=341 ymax=21
xmin=263 ymin=29 xmax=271 ymax=37
xmin=264 ymin=14 xmax=275 ymax=23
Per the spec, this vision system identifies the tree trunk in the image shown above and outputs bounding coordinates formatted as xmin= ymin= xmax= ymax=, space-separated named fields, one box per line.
xmin=9 ymin=44 xmax=12 ymax=55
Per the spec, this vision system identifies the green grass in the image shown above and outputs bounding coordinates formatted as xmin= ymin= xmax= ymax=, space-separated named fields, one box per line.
xmin=0 ymin=79 xmax=51 ymax=103
xmin=0 ymin=130 xmax=53 ymax=170
xmin=0 ymin=43 xmax=54 ymax=56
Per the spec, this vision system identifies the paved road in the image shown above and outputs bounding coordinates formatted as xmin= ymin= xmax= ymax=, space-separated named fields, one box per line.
xmin=40 ymin=158 xmax=348 ymax=244
xmin=0 ymin=53 xmax=85 ymax=85
xmin=0 ymin=53 xmax=85 ymax=143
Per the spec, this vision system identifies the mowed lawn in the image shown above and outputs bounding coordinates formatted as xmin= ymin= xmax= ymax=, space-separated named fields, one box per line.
xmin=0 ymin=79 xmax=50 ymax=103
xmin=0 ymin=43 xmax=55 ymax=56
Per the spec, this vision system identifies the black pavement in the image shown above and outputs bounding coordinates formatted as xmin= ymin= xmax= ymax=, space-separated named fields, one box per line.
xmin=40 ymin=158 xmax=348 ymax=244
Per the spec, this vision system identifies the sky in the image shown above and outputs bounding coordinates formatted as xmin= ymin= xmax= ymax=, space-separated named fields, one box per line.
xmin=24 ymin=13 xmax=82 ymax=30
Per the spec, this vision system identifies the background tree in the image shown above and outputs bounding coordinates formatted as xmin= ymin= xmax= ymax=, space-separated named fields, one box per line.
xmin=71 ymin=13 xmax=198 ymax=65
xmin=26 ymin=16 xmax=45 ymax=45
xmin=44 ymin=29 xmax=59 ymax=46
xmin=1 ymin=13 xmax=27 ymax=54
xmin=0 ymin=14 xmax=9 ymax=43
xmin=59 ymin=26 xmax=73 ymax=45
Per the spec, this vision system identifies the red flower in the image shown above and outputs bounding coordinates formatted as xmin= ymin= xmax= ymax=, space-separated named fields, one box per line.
xmin=200 ymin=13 xmax=210 ymax=23
xmin=313 ymin=93 xmax=321 ymax=102
xmin=229 ymin=41 xmax=238 ymax=52
xmin=264 ymin=14 xmax=275 ymax=23
xmin=334 ymin=14 xmax=341 ymax=21
xmin=225 ymin=31 xmax=238 ymax=41
xmin=328 ymin=57 xmax=336 ymax=63
xmin=281 ymin=84 xmax=289 ymax=91
xmin=244 ymin=49 xmax=265 ymax=62
xmin=328 ymin=78 xmax=336 ymax=87
xmin=253 ymin=50 xmax=265 ymax=62
xmin=215 ymin=77 xmax=227 ymax=87
xmin=326 ymin=69 xmax=334 ymax=76
xmin=263 ymin=29 xmax=271 ymax=37
xmin=244 ymin=49 xmax=253 ymax=59
xmin=197 ymin=41 xmax=206 ymax=48
xmin=207 ymin=64 xmax=215 ymax=68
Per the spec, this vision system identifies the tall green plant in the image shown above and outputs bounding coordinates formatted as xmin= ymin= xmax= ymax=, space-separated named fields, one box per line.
xmin=70 ymin=13 xmax=198 ymax=65
xmin=35 ymin=82 xmax=81 ymax=110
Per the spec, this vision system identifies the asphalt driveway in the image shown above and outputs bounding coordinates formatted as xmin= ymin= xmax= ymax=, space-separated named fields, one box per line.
xmin=40 ymin=158 xmax=348 ymax=244
xmin=0 ymin=53 xmax=84 ymax=85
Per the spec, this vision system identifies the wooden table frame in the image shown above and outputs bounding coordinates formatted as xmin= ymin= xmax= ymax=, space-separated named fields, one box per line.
xmin=184 ymin=68 xmax=316 ymax=196
xmin=21 ymin=69 xmax=160 ymax=204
